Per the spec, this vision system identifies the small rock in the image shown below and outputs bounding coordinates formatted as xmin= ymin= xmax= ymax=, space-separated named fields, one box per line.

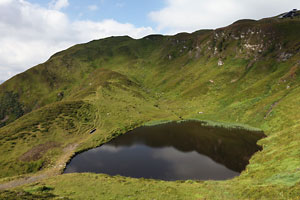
xmin=209 ymin=80 xmax=214 ymax=83
xmin=90 ymin=129 xmax=97 ymax=134
xmin=57 ymin=92 xmax=64 ymax=97
xmin=218 ymin=60 xmax=224 ymax=66
xmin=278 ymin=52 xmax=293 ymax=61
xmin=214 ymin=47 xmax=218 ymax=55
xmin=198 ymin=112 xmax=203 ymax=114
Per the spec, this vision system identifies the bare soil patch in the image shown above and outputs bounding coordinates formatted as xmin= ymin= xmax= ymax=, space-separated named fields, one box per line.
xmin=19 ymin=142 xmax=61 ymax=162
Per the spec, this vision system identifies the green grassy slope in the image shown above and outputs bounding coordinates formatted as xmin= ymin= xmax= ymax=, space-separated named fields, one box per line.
xmin=0 ymin=14 xmax=300 ymax=199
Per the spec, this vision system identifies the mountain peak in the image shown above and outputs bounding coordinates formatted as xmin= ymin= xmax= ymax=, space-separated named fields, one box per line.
xmin=278 ymin=9 xmax=299 ymax=18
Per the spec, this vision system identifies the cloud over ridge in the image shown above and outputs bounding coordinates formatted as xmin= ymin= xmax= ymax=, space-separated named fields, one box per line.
xmin=149 ymin=0 xmax=300 ymax=33
xmin=0 ymin=0 xmax=154 ymax=81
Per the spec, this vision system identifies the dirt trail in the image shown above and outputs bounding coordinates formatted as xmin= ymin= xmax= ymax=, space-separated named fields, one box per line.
xmin=0 ymin=173 xmax=49 ymax=191
xmin=0 ymin=143 xmax=78 ymax=191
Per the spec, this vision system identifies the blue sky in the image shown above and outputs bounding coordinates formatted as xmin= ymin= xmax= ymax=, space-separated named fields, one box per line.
xmin=1 ymin=0 xmax=300 ymax=81
xmin=28 ymin=0 xmax=164 ymax=27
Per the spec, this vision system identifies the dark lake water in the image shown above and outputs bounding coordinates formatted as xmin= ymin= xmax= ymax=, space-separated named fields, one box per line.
xmin=64 ymin=121 xmax=265 ymax=181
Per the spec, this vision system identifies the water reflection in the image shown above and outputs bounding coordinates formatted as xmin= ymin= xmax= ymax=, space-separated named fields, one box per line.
xmin=64 ymin=121 xmax=265 ymax=180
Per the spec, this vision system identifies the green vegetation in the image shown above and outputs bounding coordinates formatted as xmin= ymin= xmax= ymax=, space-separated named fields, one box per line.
xmin=0 ymin=186 xmax=70 ymax=200
xmin=0 ymin=14 xmax=300 ymax=199
xmin=0 ymin=91 xmax=24 ymax=128
xmin=143 ymin=119 xmax=263 ymax=133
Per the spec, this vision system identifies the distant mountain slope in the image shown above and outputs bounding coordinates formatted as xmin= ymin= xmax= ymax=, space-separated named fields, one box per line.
xmin=0 ymin=13 xmax=300 ymax=199
xmin=1 ymin=15 xmax=300 ymax=127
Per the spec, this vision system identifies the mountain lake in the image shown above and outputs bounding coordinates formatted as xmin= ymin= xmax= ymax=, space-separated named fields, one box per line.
xmin=64 ymin=121 xmax=265 ymax=181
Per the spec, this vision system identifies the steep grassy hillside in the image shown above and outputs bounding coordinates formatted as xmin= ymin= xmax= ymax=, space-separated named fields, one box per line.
xmin=0 ymin=14 xmax=300 ymax=199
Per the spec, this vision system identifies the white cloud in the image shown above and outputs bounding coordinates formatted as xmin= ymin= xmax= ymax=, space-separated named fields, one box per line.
xmin=149 ymin=0 xmax=300 ymax=34
xmin=88 ymin=5 xmax=98 ymax=11
xmin=0 ymin=0 xmax=154 ymax=81
xmin=49 ymin=0 xmax=69 ymax=10
xmin=72 ymin=19 xmax=153 ymax=39
xmin=0 ymin=0 xmax=12 ymax=5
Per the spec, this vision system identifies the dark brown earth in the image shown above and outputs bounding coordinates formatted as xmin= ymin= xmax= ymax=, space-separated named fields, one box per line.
xmin=19 ymin=142 xmax=61 ymax=162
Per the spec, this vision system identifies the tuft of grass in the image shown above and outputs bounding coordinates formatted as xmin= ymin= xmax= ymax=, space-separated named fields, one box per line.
xmin=186 ymin=119 xmax=263 ymax=132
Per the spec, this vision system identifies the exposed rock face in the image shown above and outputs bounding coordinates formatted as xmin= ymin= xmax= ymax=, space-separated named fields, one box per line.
xmin=278 ymin=52 xmax=293 ymax=61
